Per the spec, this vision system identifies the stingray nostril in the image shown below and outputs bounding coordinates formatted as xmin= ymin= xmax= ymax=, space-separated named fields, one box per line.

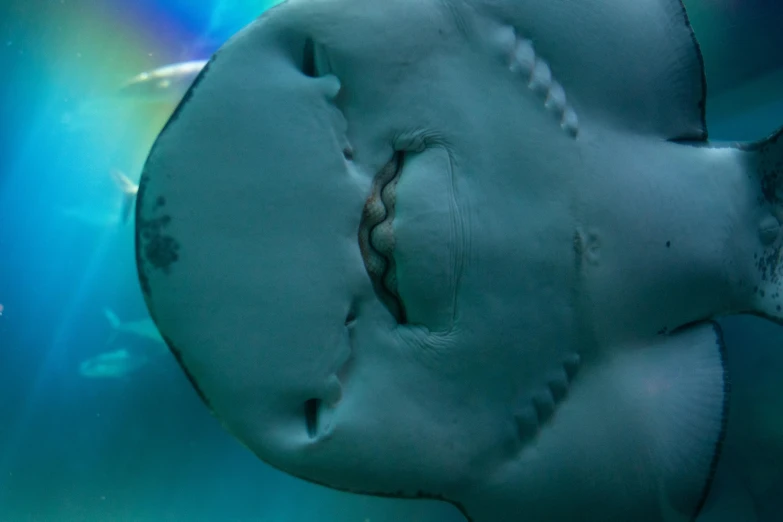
xmin=302 ymin=38 xmax=317 ymax=77
xmin=304 ymin=398 xmax=320 ymax=438
xmin=301 ymin=38 xmax=332 ymax=78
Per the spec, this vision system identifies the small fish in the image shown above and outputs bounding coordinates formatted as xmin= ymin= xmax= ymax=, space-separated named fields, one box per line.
xmin=78 ymin=349 xmax=148 ymax=379
xmin=77 ymin=310 xmax=168 ymax=380
xmin=118 ymin=60 xmax=208 ymax=102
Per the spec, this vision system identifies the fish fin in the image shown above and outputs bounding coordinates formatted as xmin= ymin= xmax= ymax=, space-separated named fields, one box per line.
xmin=103 ymin=308 xmax=122 ymax=329
xmin=538 ymin=322 xmax=729 ymax=520
xmin=742 ymin=126 xmax=783 ymax=323
xmin=119 ymin=192 xmax=135 ymax=225
xmin=640 ymin=322 xmax=729 ymax=519
xmin=103 ymin=308 xmax=122 ymax=345
xmin=110 ymin=169 xmax=138 ymax=224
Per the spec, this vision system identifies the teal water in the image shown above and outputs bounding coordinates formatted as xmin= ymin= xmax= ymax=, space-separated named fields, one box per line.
xmin=1 ymin=0 xmax=782 ymax=520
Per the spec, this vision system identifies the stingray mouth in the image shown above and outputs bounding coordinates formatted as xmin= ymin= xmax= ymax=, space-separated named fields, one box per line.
xmin=355 ymin=141 xmax=463 ymax=332
xmin=358 ymin=152 xmax=407 ymax=323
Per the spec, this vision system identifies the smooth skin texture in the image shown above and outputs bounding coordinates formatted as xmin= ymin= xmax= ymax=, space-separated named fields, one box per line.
xmin=135 ymin=0 xmax=783 ymax=520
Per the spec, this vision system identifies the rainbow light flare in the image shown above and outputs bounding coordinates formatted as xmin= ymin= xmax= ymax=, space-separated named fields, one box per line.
xmin=0 ymin=2 xmax=282 ymax=513
xmin=13 ymin=0 xmax=284 ymax=195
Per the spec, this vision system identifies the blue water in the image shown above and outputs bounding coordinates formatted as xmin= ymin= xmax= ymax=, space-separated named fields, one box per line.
xmin=1 ymin=0 xmax=783 ymax=520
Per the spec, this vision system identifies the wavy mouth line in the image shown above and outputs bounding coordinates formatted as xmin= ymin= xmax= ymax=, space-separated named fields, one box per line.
xmin=358 ymin=152 xmax=407 ymax=323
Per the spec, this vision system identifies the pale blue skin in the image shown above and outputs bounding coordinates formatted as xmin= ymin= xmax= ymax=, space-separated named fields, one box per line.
xmin=135 ymin=0 xmax=783 ymax=520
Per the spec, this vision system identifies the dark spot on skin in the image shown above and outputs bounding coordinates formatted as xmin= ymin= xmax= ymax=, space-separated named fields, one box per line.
xmin=777 ymin=305 xmax=781 ymax=312
xmin=744 ymin=128 xmax=783 ymax=227
xmin=666 ymin=240 xmax=671 ymax=248
xmin=139 ymin=214 xmax=179 ymax=272
xmin=135 ymin=54 xmax=221 ymax=298
xmin=755 ymin=244 xmax=783 ymax=287
xmin=657 ymin=326 xmax=669 ymax=335
xmin=135 ymin=174 xmax=153 ymax=298
xmin=134 ymin=173 xmax=181 ymax=300
xmin=343 ymin=147 xmax=354 ymax=160
xmin=760 ymin=169 xmax=781 ymax=207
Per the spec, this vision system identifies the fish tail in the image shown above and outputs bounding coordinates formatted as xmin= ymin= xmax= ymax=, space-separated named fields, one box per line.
xmin=103 ymin=308 xmax=123 ymax=346
xmin=744 ymin=126 xmax=783 ymax=322
xmin=110 ymin=169 xmax=138 ymax=224
xmin=119 ymin=191 xmax=136 ymax=225
xmin=103 ymin=308 xmax=122 ymax=329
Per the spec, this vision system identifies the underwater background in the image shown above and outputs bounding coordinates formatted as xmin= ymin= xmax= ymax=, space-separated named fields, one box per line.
xmin=1 ymin=0 xmax=782 ymax=520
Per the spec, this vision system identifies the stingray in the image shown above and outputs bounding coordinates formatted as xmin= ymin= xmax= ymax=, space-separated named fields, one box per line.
xmin=133 ymin=0 xmax=783 ymax=520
